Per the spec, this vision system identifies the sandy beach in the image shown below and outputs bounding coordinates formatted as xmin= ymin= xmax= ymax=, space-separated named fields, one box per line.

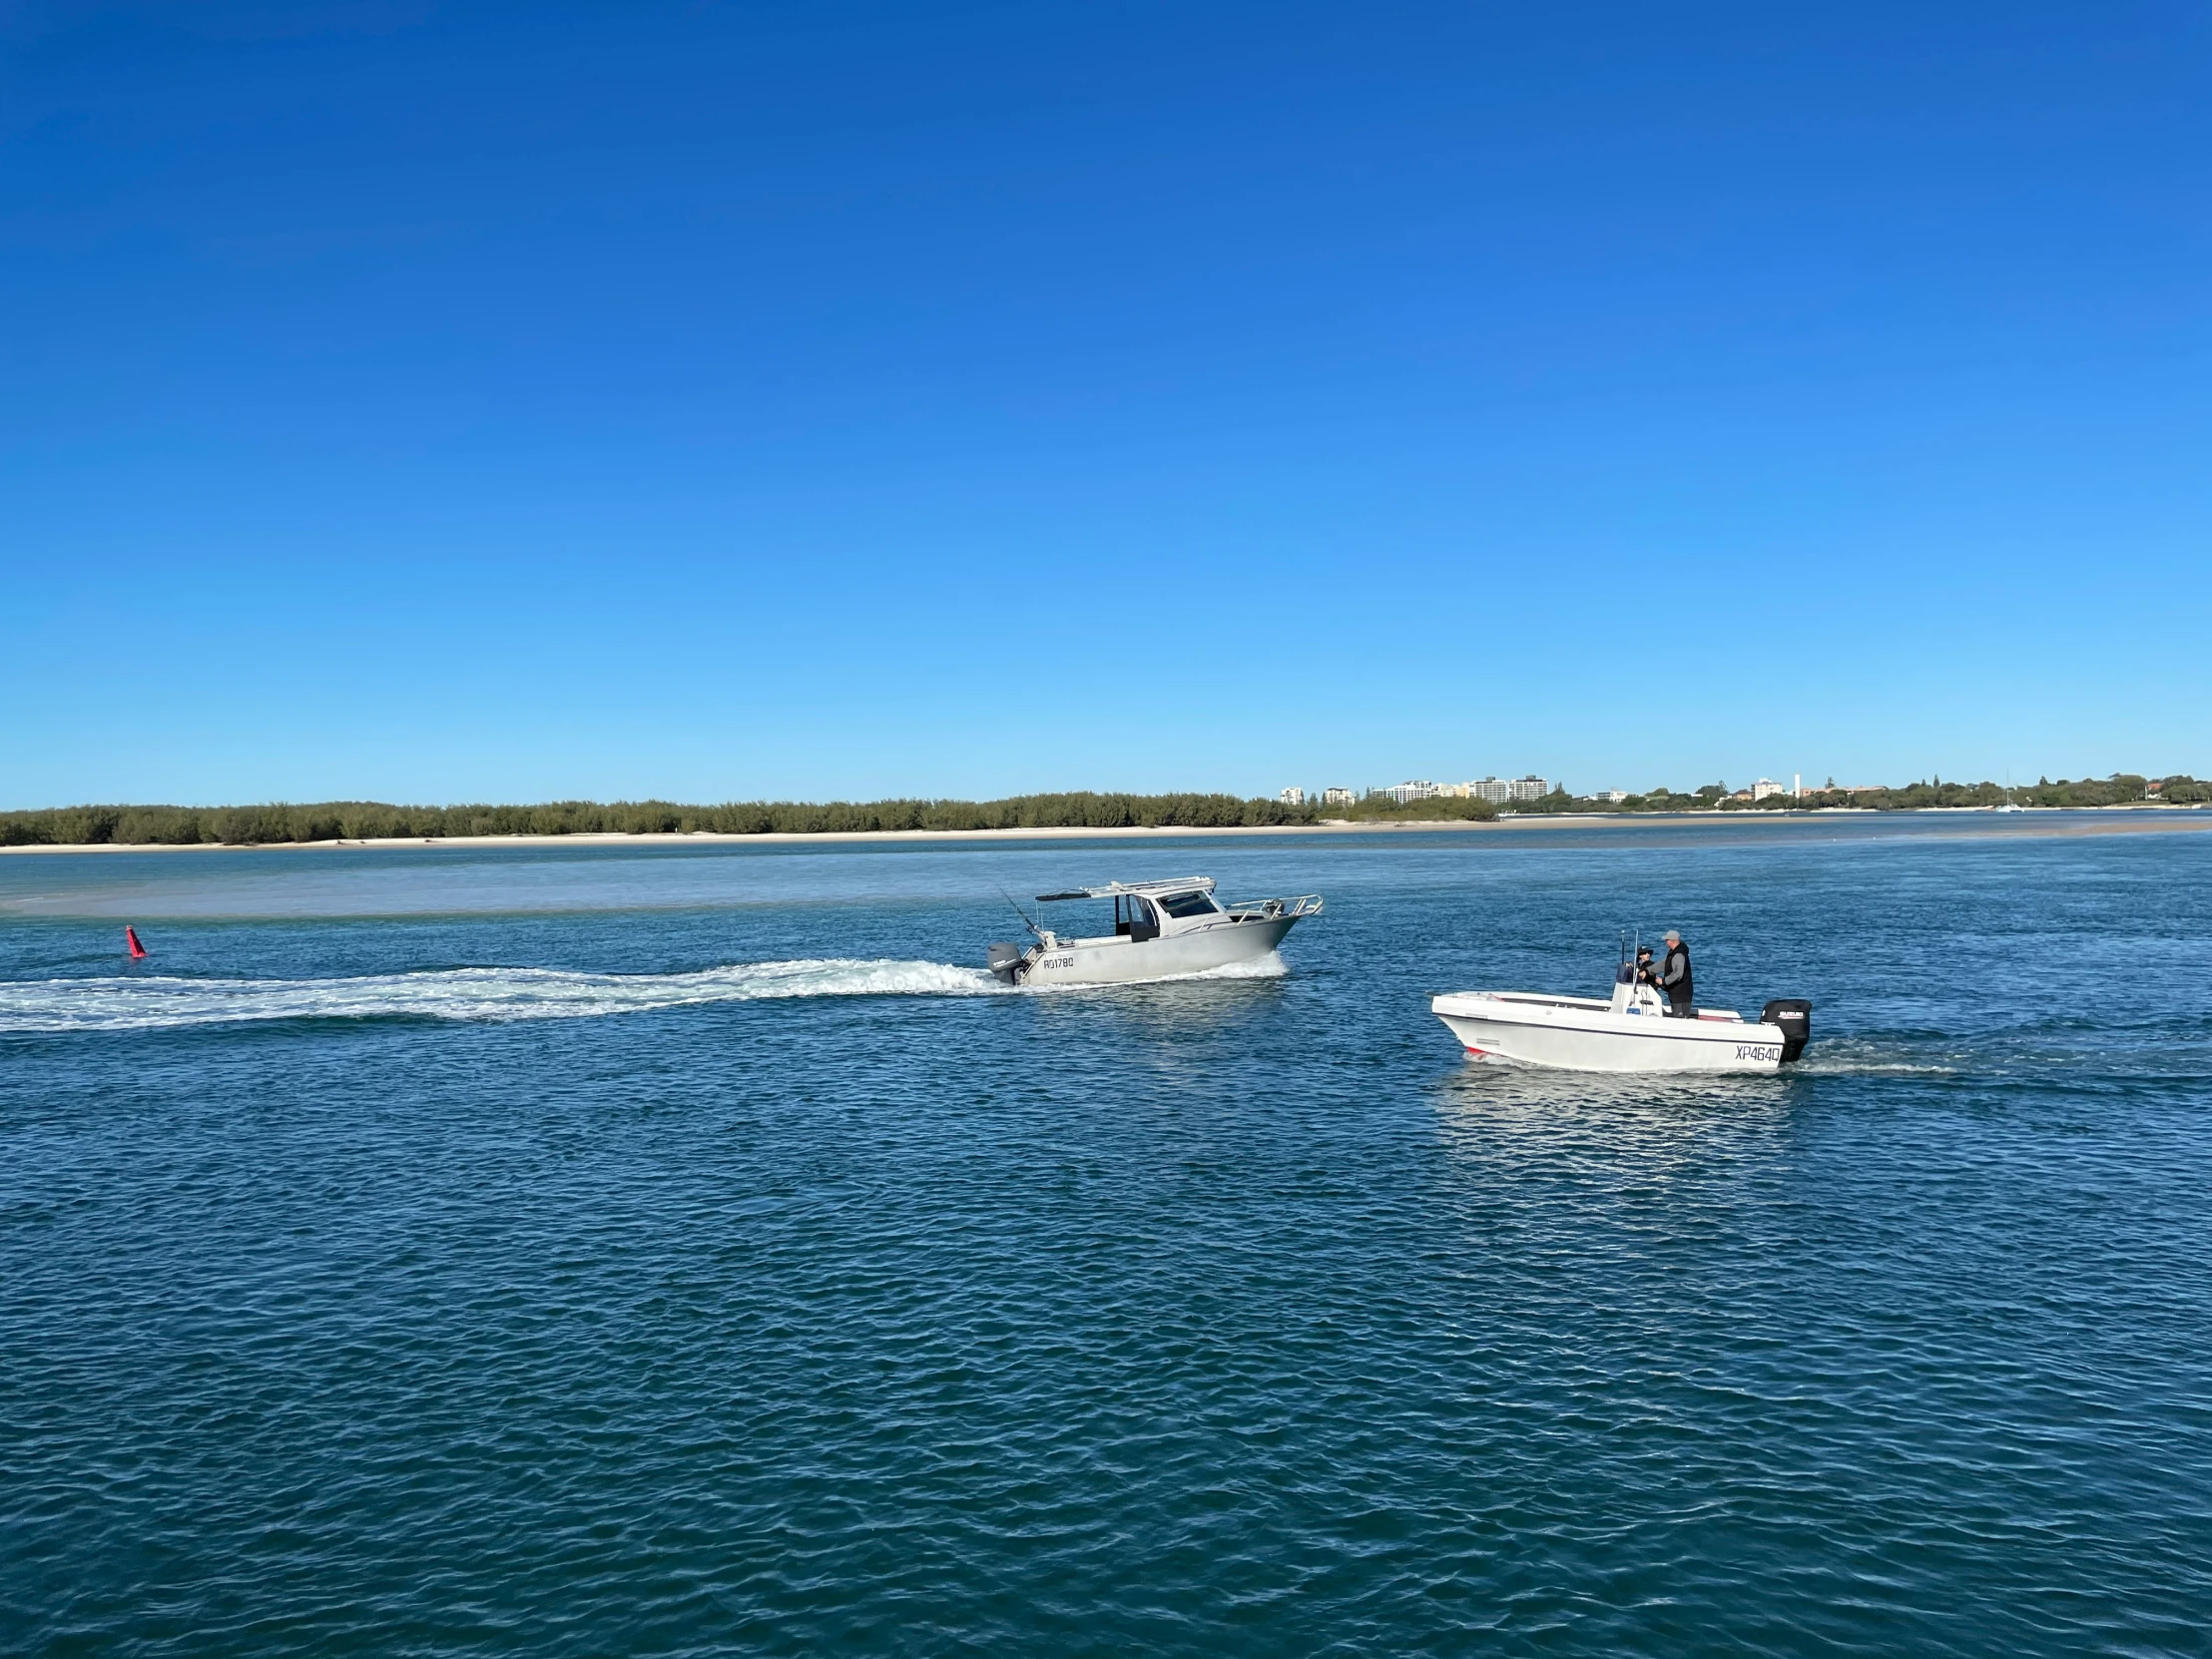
xmin=4 ymin=806 xmax=2207 ymax=854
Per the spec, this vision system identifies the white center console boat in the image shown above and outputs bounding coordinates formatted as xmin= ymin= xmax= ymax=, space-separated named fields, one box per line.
xmin=988 ymin=877 xmax=1322 ymax=986
xmin=1433 ymin=974 xmax=1812 ymax=1073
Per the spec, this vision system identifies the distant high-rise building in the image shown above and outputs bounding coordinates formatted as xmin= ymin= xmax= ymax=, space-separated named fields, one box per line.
xmin=1278 ymin=787 xmax=1307 ymax=807
xmin=1468 ymin=777 xmax=1512 ymax=804
xmin=1389 ymin=780 xmax=1441 ymax=805
xmin=1321 ymin=787 xmax=1356 ymax=808
xmin=1752 ymin=778 xmax=1787 ymax=801
xmin=1509 ymin=775 xmax=1549 ymax=802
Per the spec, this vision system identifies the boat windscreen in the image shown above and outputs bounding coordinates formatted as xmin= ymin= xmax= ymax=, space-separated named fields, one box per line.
xmin=1156 ymin=890 xmax=1220 ymax=918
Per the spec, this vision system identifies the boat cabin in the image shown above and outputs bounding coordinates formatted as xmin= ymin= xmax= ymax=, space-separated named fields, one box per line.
xmin=990 ymin=875 xmax=1321 ymax=984
xmin=1031 ymin=877 xmax=1230 ymax=947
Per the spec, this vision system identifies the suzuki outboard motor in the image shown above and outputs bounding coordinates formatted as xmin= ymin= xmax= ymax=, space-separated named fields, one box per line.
xmin=1759 ymin=999 xmax=1813 ymax=1064
xmin=987 ymin=940 xmax=1027 ymax=984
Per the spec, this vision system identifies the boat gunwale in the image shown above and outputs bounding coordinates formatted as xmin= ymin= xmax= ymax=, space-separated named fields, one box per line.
xmin=1432 ymin=993 xmax=1784 ymax=1046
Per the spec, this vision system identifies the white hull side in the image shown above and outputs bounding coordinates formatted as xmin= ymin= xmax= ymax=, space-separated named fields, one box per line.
xmin=1433 ymin=994 xmax=1787 ymax=1073
xmin=1023 ymin=916 xmax=1298 ymax=985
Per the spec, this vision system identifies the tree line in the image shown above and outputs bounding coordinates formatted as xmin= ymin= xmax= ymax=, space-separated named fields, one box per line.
xmin=2 ymin=776 xmax=2201 ymax=846
xmin=0 ymin=792 xmax=1323 ymax=847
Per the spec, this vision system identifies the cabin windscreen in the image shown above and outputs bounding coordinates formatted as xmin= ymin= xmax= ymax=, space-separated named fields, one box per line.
xmin=1156 ymin=890 xmax=1220 ymax=919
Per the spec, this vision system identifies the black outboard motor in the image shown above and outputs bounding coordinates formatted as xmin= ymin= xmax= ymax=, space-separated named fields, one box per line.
xmin=1759 ymin=999 xmax=1813 ymax=1064
xmin=987 ymin=941 xmax=1027 ymax=984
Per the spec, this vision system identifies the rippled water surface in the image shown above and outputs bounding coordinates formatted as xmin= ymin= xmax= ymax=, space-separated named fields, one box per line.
xmin=5 ymin=820 xmax=2210 ymax=1656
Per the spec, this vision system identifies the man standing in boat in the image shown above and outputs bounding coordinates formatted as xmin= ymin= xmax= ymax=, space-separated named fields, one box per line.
xmin=1657 ymin=929 xmax=1694 ymax=1017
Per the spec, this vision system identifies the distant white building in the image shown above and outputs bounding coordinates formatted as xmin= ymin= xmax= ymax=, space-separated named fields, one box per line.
xmin=1467 ymin=777 xmax=1512 ymax=804
xmin=1591 ymin=790 xmax=1629 ymax=804
xmin=1320 ymin=787 xmax=1356 ymax=808
xmin=1389 ymin=780 xmax=1442 ymax=805
xmin=1752 ymin=778 xmax=1788 ymax=801
xmin=1278 ymin=787 xmax=1307 ymax=807
xmin=1509 ymin=775 xmax=1549 ymax=803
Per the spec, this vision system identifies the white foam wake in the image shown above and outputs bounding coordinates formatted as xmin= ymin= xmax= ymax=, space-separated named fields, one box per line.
xmin=1179 ymin=951 xmax=1288 ymax=981
xmin=0 ymin=959 xmax=1008 ymax=1034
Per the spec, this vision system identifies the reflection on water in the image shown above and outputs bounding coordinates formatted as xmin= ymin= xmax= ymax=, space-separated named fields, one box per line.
xmin=1429 ymin=1057 xmax=1796 ymax=1165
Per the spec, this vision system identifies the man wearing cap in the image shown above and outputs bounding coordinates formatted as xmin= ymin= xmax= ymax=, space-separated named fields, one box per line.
xmin=1657 ymin=929 xmax=1694 ymax=1017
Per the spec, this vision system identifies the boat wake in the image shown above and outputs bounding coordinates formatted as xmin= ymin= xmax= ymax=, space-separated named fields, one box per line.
xmin=0 ymin=959 xmax=1009 ymax=1034
xmin=1150 ymin=951 xmax=1288 ymax=983
xmin=1 ymin=951 xmax=1291 ymax=1034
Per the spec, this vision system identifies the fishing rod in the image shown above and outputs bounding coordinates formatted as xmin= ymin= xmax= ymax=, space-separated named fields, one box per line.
xmin=996 ymin=886 xmax=1041 ymax=937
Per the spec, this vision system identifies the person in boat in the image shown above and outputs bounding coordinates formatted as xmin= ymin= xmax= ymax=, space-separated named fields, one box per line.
xmin=1657 ymin=929 xmax=1693 ymax=1017
xmin=1631 ymin=944 xmax=1657 ymax=988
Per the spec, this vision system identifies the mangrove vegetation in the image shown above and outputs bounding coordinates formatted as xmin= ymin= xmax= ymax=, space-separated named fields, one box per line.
xmin=1 ymin=776 xmax=2202 ymax=847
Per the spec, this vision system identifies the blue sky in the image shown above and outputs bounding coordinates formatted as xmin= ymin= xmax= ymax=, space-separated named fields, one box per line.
xmin=4 ymin=1 xmax=2206 ymax=807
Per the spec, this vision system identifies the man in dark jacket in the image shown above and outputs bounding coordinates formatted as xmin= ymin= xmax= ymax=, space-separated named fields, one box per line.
xmin=1658 ymin=929 xmax=1693 ymax=1017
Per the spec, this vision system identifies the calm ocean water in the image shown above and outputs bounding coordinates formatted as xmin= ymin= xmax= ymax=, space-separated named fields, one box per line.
xmin=4 ymin=818 xmax=2209 ymax=1657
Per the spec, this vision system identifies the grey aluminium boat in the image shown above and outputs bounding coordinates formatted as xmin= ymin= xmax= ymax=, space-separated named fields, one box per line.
xmin=987 ymin=877 xmax=1322 ymax=986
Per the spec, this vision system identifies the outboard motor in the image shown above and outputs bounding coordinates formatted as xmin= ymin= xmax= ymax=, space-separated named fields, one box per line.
xmin=1759 ymin=999 xmax=1813 ymax=1064
xmin=987 ymin=941 xmax=1027 ymax=984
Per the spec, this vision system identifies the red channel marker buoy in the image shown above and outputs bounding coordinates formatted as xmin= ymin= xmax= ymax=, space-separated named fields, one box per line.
xmin=126 ymin=925 xmax=148 ymax=959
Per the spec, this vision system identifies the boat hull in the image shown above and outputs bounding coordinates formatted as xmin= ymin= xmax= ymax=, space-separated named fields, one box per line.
xmin=1432 ymin=992 xmax=1791 ymax=1073
xmin=1020 ymin=915 xmax=1299 ymax=985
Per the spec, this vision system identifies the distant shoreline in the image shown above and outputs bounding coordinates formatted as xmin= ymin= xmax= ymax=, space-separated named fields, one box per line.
xmin=4 ymin=804 xmax=2207 ymax=854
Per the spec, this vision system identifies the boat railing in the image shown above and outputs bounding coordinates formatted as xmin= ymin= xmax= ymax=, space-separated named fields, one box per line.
xmin=1223 ymin=893 xmax=1324 ymax=921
